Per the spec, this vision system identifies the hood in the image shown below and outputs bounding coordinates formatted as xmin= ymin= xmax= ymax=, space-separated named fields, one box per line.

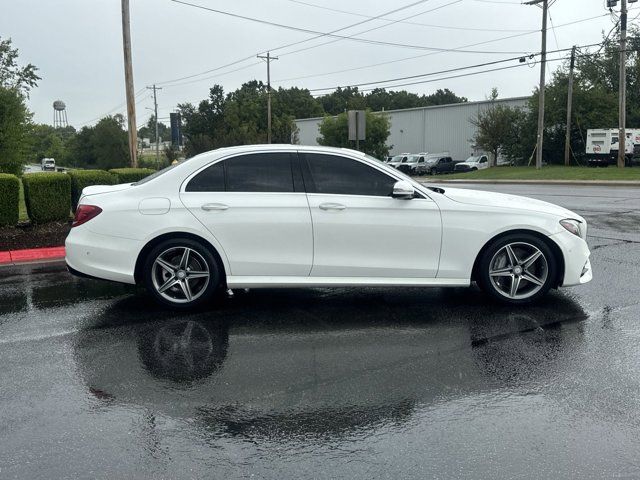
xmin=456 ymin=161 xmax=477 ymax=167
xmin=442 ymin=187 xmax=582 ymax=220
xmin=82 ymin=183 xmax=134 ymax=197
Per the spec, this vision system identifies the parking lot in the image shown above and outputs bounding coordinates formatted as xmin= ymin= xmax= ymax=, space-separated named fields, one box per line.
xmin=1 ymin=183 xmax=639 ymax=479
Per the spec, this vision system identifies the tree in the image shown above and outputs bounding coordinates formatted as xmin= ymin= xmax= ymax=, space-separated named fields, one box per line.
xmin=64 ymin=116 xmax=129 ymax=169
xmin=274 ymin=87 xmax=323 ymax=119
xmin=317 ymin=110 xmax=391 ymax=159
xmin=0 ymin=37 xmax=39 ymax=174
xmin=424 ymin=88 xmax=468 ymax=106
xmin=26 ymin=124 xmax=75 ymax=163
xmin=0 ymin=87 xmax=31 ymax=175
xmin=0 ymin=37 xmax=40 ymax=96
xmin=178 ymin=82 xmax=299 ymax=157
xmin=138 ymin=115 xmax=170 ymax=144
xmin=318 ymin=87 xmax=366 ymax=115
xmin=471 ymin=89 xmax=523 ymax=166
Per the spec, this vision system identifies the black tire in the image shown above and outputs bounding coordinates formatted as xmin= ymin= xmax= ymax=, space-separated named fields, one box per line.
xmin=143 ymin=238 xmax=221 ymax=309
xmin=430 ymin=168 xmax=437 ymax=176
xmin=476 ymin=233 xmax=557 ymax=305
xmin=471 ymin=167 xmax=478 ymax=171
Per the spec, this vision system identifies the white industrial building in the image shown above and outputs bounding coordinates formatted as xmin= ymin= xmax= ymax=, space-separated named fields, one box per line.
xmin=294 ymin=96 xmax=529 ymax=161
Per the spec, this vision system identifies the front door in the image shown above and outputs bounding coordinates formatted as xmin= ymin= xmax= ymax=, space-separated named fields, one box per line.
xmin=300 ymin=152 xmax=442 ymax=278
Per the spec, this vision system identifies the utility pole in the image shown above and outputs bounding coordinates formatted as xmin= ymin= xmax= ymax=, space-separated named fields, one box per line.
xmin=257 ymin=52 xmax=278 ymax=144
xmin=121 ymin=0 xmax=138 ymax=167
xmin=147 ymin=84 xmax=162 ymax=168
xmin=618 ymin=0 xmax=628 ymax=168
xmin=564 ymin=46 xmax=576 ymax=167
xmin=525 ymin=0 xmax=548 ymax=170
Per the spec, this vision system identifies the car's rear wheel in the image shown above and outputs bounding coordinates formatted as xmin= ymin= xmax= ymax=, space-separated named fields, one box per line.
xmin=143 ymin=238 xmax=220 ymax=309
xmin=476 ymin=234 xmax=557 ymax=304
xmin=430 ymin=168 xmax=437 ymax=175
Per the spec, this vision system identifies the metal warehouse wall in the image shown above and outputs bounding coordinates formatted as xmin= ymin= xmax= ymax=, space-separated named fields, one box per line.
xmin=295 ymin=96 xmax=529 ymax=161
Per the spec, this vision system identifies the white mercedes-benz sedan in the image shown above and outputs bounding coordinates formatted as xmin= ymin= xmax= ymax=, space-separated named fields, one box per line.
xmin=65 ymin=145 xmax=592 ymax=309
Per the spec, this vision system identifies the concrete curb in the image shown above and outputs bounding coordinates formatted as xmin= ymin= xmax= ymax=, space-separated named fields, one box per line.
xmin=416 ymin=178 xmax=640 ymax=187
xmin=0 ymin=246 xmax=65 ymax=267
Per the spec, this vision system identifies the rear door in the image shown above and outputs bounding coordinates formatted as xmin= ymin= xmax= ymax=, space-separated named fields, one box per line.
xmin=301 ymin=152 xmax=442 ymax=278
xmin=180 ymin=152 xmax=313 ymax=276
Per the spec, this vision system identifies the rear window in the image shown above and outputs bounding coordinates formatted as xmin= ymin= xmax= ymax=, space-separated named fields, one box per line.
xmin=134 ymin=163 xmax=179 ymax=185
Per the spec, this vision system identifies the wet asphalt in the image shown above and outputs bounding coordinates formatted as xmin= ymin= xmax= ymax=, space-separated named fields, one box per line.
xmin=0 ymin=184 xmax=639 ymax=479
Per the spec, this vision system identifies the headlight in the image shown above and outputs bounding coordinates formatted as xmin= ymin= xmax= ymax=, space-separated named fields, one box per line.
xmin=560 ymin=219 xmax=582 ymax=237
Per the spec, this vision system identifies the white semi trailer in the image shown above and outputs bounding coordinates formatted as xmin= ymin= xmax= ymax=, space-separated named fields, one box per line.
xmin=585 ymin=128 xmax=639 ymax=166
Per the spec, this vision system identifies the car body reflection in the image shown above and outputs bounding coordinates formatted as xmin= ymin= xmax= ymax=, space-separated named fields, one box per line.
xmin=74 ymin=288 xmax=587 ymax=440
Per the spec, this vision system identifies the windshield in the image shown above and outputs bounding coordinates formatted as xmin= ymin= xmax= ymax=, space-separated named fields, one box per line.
xmin=405 ymin=155 xmax=419 ymax=163
xmin=465 ymin=156 xmax=480 ymax=163
xmin=390 ymin=155 xmax=404 ymax=162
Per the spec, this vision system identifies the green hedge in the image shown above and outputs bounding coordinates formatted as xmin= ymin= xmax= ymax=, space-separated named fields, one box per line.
xmin=67 ymin=170 xmax=117 ymax=211
xmin=0 ymin=174 xmax=20 ymax=226
xmin=22 ymin=173 xmax=71 ymax=224
xmin=109 ymin=168 xmax=155 ymax=184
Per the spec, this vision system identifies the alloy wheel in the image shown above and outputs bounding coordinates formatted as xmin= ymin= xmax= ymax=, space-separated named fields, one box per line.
xmin=151 ymin=247 xmax=210 ymax=304
xmin=488 ymin=242 xmax=548 ymax=300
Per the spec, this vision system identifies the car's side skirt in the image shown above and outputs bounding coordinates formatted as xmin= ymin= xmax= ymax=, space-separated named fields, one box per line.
xmin=226 ymin=276 xmax=470 ymax=288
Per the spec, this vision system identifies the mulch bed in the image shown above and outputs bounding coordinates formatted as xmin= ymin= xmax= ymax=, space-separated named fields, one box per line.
xmin=0 ymin=222 xmax=71 ymax=251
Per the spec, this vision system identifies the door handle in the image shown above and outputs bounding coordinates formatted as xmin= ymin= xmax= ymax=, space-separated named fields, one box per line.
xmin=201 ymin=203 xmax=229 ymax=211
xmin=319 ymin=202 xmax=346 ymax=211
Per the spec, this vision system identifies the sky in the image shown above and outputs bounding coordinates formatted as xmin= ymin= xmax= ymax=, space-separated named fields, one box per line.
xmin=0 ymin=0 xmax=633 ymax=128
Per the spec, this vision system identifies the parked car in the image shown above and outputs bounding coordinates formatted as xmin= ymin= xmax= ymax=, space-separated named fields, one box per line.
xmin=66 ymin=144 xmax=592 ymax=309
xmin=396 ymin=154 xmax=428 ymax=175
xmin=424 ymin=155 xmax=456 ymax=175
xmin=387 ymin=153 xmax=410 ymax=168
xmin=41 ymin=158 xmax=56 ymax=171
xmin=454 ymin=155 xmax=489 ymax=173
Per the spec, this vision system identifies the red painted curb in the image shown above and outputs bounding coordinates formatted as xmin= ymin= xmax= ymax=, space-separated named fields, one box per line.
xmin=0 ymin=246 xmax=66 ymax=266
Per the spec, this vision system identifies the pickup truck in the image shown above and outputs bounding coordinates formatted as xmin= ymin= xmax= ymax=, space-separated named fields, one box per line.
xmin=424 ymin=155 xmax=456 ymax=175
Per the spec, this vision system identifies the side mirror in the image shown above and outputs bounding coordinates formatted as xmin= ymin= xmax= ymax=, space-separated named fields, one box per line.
xmin=392 ymin=180 xmax=415 ymax=199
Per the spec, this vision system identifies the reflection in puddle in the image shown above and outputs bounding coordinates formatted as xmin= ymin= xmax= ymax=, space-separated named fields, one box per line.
xmin=74 ymin=289 xmax=588 ymax=442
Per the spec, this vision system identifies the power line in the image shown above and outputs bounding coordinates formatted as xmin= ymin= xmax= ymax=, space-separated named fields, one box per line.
xmin=285 ymin=0 xmax=536 ymax=32
xmin=160 ymin=61 xmax=263 ymax=89
xmin=76 ymin=88 xmax=148 ymax=128
xmin=157 ymin=0 xmax=436 ymax=86
xmin=272 ymin=11 xmax=610 ymax=86
xmin=277 ymin=0 xmax=465 ymax=58
xmin=169 ymin=0 xmax=529 ymax=55
xmin=307 ymin=42 xmax=603 ymax=93
xmin=159 ymin=0 xmax=508 ymax=89
xmin=314 ymin=56 xmax=570 ymax=95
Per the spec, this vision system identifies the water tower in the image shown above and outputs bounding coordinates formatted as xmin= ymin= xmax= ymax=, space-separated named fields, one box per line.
xmin=53 ymin=100 xmax=68 ymax=128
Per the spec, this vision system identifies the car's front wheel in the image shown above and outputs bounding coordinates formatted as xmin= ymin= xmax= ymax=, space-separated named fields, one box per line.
xmin=143 ymin=238 xmax=220 ymax=309
xmin=476 ymin=234 xmax=557 ymax=304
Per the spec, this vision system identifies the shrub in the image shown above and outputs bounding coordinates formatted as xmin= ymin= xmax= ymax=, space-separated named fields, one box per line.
xmin=67 ymin=169 xmax=117 ymax=211
xmin=0 ymin=174 xmax=20 ymax=226
xmin=22 ymin=173 xmax=71 ymax=224
xmin=109 ymin=168 xmax=155 ymax=184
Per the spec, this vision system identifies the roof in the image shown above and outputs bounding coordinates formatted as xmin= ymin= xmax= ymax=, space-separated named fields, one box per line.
xmin=295 ymin=96 xmax=531 ymax=122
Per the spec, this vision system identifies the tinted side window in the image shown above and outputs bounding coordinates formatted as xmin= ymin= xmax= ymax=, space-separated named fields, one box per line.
xmin=226 ymin=153 xmax=294 ymax=192
xmin=302 ymin=153 xmax=396 ymax=197
xmin=185 ymin=161 xmax=225 ymax=192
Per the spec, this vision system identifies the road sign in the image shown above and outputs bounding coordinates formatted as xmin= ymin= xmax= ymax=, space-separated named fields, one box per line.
xmin=348 ymin=110 xmax=366 ymax=145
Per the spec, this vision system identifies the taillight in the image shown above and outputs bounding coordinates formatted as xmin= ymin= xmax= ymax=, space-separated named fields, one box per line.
xmin=72 ymin=205 xmax=102 ymax=228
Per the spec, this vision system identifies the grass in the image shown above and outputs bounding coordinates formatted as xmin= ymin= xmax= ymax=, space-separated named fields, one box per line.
xmin=444 ymin=165 xmax=640 ymax=181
